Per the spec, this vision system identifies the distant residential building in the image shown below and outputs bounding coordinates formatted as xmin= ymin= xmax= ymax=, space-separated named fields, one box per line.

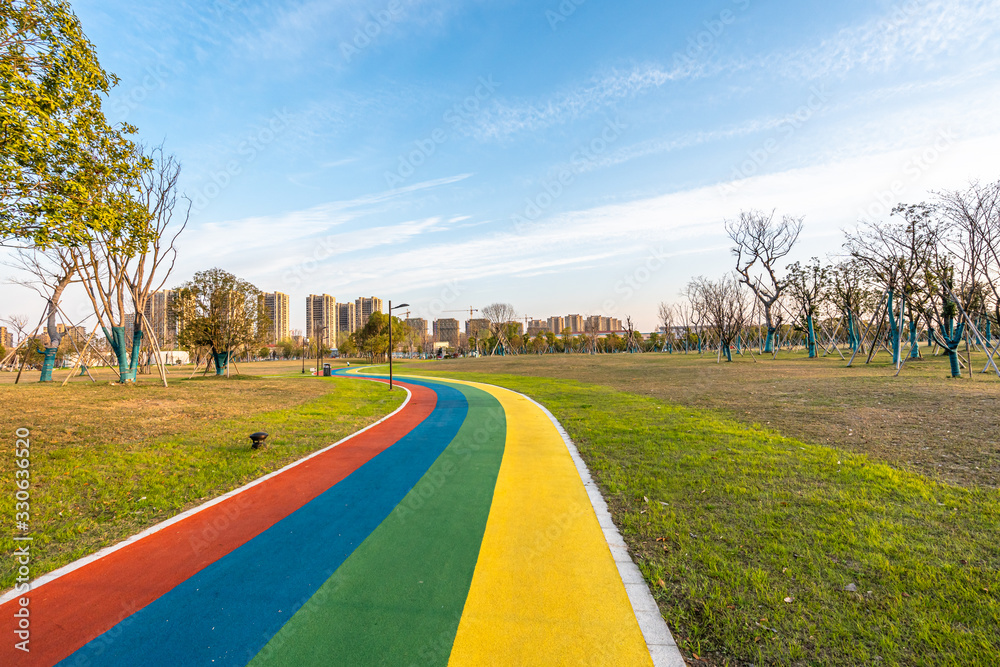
xmin=260 ymin=292 xmax=290 ymax=343
xmin=507 ymin=321 xmax=525 ymax=336
xmin=406 ymin=318 xmax=428 ymax=336
xmin=434 ymin=318 xmax=460 ymax=347
xmin=337 ymin=302 xmax=357 ymax=336
xmin=354 ymin=297 xmax=383 ymax=330
xmin=141 ymin=290 xmax=178 ymax=348
xmin=306 ymin=294 xmax=337 ymax=349
xmin=0 ymin=327 xmax=14 ymax=349
xmin=466 ymin=318 xmax=490 ymax=337
xmin=548 ymin=316 xmax=566 ymax=334
xmin=566 ymin=314 xmax=584 ymax=333
xmin=124 ymin=313 xmax=136 ymax=341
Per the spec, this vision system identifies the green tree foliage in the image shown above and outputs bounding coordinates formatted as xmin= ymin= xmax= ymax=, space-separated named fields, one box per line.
xmin=351 ymin=311 xmax=407 ymax=363
xmin=1 ymin=0 xmax=148 ymax=246
xmin=172 ymin=268 xmax=267 ymax=375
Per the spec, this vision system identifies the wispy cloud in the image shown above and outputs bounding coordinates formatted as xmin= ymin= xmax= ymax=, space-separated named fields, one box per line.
xmin=467 ymin=63 xmax=696 ymax=141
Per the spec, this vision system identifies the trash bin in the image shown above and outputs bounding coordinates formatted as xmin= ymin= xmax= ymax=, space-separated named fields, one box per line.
xmin=323 ymin=363 xmax=332 ymax=377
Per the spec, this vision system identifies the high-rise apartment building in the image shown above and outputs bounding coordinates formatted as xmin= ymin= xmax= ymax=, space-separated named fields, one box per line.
xmin=337 ymin=302 xmax=357 ymax=336
xmin=306 ymin=294 xmax=337 ymax=349
xmin=0 ymin=326 xmax=14 ymax=349
xmin=262 ymin=292 xmax=290 ymax=343
xmin=466 ymin=318 xmax=490 ymax=337
xmin=405 ymin=318 xmax=428 ymax=336
xmin=527 ymin=319 xmax=549 ymax=335
xmin=142 ymin=290 xmax=178 ymax=348
xmin=566 ymin=314 xmax=584 ymax=333
xmin=433 ymin=319 xmax=460 ymax=347
xmin=354 ymin=297 xmax=383 ymax=330
xmin=548 ymin=316 xmax=566 ymax=334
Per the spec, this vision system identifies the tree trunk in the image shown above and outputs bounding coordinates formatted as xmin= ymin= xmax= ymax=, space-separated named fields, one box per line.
xmin=887 ymin=291 xmax=900 ymax=365
xmin=941 ymin=319 xmax=965 ymax=378
xmin=39 ymin=347 xmax=58 ymax=382
xmin=807 ymin=315 xmax=817 ymax=358
xmin=213 ymin=349 xmax=231 ymax=376
xmin=909 ymin=320 xmax=919 ymax=359
xmin=104 ymin=326 xmax=140 ymax=383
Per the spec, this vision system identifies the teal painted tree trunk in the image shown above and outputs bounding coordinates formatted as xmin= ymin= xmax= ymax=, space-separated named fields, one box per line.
xmin=39 ymin=347 xmax=58 ymax=382
xmin=887 ymin=291 xmax=900 ymax=365
xmin=735 ymin=334 xmax=742 ymax=354
xmin=212 ymin=349 xmax=231 ymax=375
xmin=723 ymin=344 xmax=732 ymax=362
xmin=806 ymin=315 xmax=817 ymax=358
xmin=941 ymin=319 xmax=965 ymax=378
xmin=764 ymin=327 xmax=775 ymax=353
xmin=845 ymin=311 xmax=857 ymax=352
xmin=104 ymin=326 xmax=141 ymax=383
xmin=909 ymin=320 xmax=919 ymax=359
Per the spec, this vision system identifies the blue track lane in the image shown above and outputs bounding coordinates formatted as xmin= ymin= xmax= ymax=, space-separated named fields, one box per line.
xmin=59 ymin=380 xmax=467 ymax=667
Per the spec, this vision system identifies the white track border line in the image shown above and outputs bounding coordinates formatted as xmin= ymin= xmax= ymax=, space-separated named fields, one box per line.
xmin=522 ymin=394 xmax=687 ymax=667
xmin=0 ymin=382 xmax=412 ymax=606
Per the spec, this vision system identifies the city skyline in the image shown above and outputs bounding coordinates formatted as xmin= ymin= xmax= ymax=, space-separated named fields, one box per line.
xmin=3 ymin=2 xmax=1000 ymax=332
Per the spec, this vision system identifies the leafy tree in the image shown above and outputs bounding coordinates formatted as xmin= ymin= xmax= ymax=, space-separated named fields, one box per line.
xmin=172 ymin=269 xmax=267 ymax=376
xmin=351 ymin=312 xmax=407 ymax=363
xmin=1 ymin=0 xmax=147 ymax=247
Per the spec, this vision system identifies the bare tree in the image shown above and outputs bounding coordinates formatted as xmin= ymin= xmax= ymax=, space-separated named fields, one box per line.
xmin=73 ymin=146 xmax=187 ymax=383
xmin=726 ymin=209 xmax=803 ymax=353
xmin=687 ymin=274 xmax=751 ymax=362
xmin=785 ymin=258 xmax=830 ymax=359
xmin=935 ymin=181 xmax=1000 ymax=341
xmin=844 ymin=205 xmax=939 ymax=365
xmin=481 ymin=302 xmax=518 ymax=355
xmin=830 ymin=258 xmax=875 ymax=353
xmin=4 ymin=246 xmax=77 ymax=380
xmin=657 ymin=301 xmax=676 ymax=352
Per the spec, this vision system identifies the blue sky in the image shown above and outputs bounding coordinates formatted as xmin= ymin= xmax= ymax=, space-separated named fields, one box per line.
xmin=6 ymin=0 xmax=1000 ymax=331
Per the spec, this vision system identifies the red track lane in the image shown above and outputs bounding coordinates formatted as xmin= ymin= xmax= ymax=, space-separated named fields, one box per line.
xmin=0 ymin=380 xmax=435 ymax=667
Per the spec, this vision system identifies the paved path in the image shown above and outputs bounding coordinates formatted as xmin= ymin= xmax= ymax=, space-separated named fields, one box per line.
xmin=1 ymin=373 xmax=683 ymax=666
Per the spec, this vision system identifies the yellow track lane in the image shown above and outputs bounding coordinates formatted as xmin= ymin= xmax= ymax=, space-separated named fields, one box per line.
xmin=439 ymin=379 xmax=653 ymax=667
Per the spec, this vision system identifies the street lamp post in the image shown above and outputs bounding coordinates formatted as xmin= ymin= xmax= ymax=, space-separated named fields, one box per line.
xmin=316 ymin=326 xmax=326 ymax=377
xmin=388 ymin=300 xmax=409 ymax=390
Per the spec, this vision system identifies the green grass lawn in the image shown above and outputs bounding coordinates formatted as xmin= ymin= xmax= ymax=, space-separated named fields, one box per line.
xmin=394 ymin=365 xmax=1000 ymax=667
xmin=0 ymin=374 xmax=403 ymax=590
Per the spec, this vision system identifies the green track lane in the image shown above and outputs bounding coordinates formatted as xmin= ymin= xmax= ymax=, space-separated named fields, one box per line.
xmin=250 ymin=381 xmax=506 ymax=666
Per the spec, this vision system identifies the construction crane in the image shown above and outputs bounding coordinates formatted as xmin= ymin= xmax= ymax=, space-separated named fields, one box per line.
xmin=442 ymin=307 xmax=479 ymax=319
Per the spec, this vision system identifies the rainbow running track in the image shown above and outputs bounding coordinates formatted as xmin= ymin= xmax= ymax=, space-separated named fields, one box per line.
xmin=1 ymin=372 xmax=684 ymax=666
